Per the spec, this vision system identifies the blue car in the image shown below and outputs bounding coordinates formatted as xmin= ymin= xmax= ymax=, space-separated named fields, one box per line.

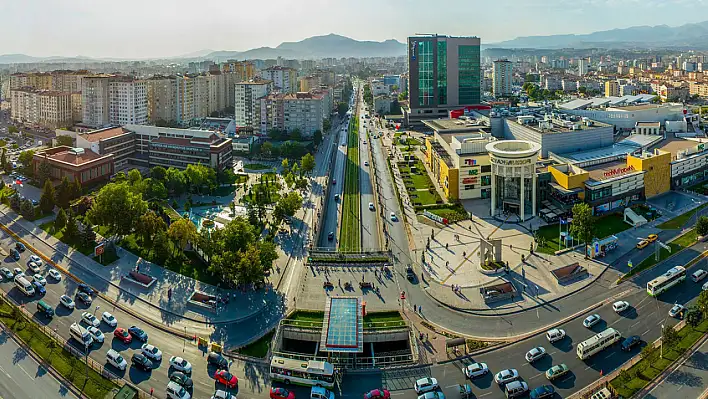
xmin=32 ymin=281 xmax=46 ymax=295
xmin=128 ymin=326 xmax=148 ymax=342
xmin=77 ymin=283 xmax=94 ymax=296
xmin=530 ymin=385 xmax=555 ymax=399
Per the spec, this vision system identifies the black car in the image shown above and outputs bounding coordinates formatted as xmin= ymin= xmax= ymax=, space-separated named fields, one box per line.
xmin=77 ymin=283 xmax=94 ymax=296
xmin=621 ymin=335 xmax=641 ymax=351
xmin=129 ymin=326 xmax=149 ymax=342
xmin=76 ymin=292 xmax=92 ymax=304
xmin=131 ymin=353 xmax=153 ymax=371
xmin=15 ymin=242 xmax=26 ymax=252
xmin=169 ymin=371 xmax=194 ymax=389
xmin=328 ymin=232 xmax=334 ymax=241
xmin=207 ymin=352 xmax=229 ymax=369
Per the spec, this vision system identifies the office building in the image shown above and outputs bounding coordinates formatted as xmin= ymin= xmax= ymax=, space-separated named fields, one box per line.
xmin=235 ymin=79 xmax=273 ymax=128
xmin=492 ymin=59 xmax=513 ymax=97
xmin=259 ymin=66 xmax=298 ymax=94
xmin=76 ymin=126 xmax=135 ymax=169
xmin=605 ymin=80 xmax=619 ymax=97
xmin=403 ymin=35 xmax=481 ymax=126
xmin=32 ymin=146 xmax=114 ymax=185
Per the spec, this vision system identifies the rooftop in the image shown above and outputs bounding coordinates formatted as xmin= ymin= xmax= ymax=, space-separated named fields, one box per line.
xmin=636 ymin=122 xmax=661 ymax=127
xmin=652 ymin=136 xmax=704 ymax=157
xmin=82 ymin=127 xmax=130 ymax=142
xmin=320 ymin=297 xmax=363 ymax=353
xmin=422 ymin=118 xmax=489 ymax=133
xmin=508 ymin=113 xmax=609 ymax=134
xmin=35 ymin=146 xmax=110 ymax=166
xmin=585 ymin=159 xmax=642 ymax=182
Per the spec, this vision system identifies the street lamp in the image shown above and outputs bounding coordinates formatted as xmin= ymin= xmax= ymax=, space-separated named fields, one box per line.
xmin=660 ymin=324 xmax=665 ymax=358
xmin=93 ymin=305 xmax=100 ymax=316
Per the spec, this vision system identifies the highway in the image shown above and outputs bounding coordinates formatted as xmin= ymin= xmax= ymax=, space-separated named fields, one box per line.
xmin=359 ymin=93 xmax=379 ymax=250
xmin=0 ymin=325 xmax=79 ymax=399
xmin=317 ymin=91 xmax=355 ymax=248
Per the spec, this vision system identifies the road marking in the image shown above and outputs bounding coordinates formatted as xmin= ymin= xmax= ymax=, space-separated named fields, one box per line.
xmin=643 ymin=329 xmax=651 ymax=336
xmin=390 ymin=393 xmax=406 ymax=396
xmin=445 ymin=385 xmax=459 ymax=388
xmin=584 ymin=365 xmax=593 ymax=371
xmin=630 ymin=321 xmax=641 ymax=328
xmin=549 ymin=351 xmax=557 ymax=356
xmin=604 ymin=352 xmax=617 ymax=359
xmin=478 ymin=393 xmax=492 ymax=398
xmin=529 ymin=373 xmax=543 ymax=380
xmin=17 ymin=364 xmax=32 ymax=379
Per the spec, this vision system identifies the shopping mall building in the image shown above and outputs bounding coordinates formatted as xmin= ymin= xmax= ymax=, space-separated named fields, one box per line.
xmin=423 ymin=108 xmax=707 ymax=221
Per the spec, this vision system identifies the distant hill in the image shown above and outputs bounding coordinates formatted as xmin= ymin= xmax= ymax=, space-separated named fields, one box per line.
xmin=491 ymin=20 xmax=708 ymax=49
xmin=0 ymin=34 xmax=406 ymax=64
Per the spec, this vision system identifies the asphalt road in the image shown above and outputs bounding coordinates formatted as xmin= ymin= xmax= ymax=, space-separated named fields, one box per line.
xmin=0 ymin=230 xmax=270 ymax=399
xmin=359 ymin=98 xmax=379 ymax=250
xmin=0 ymin=325 xmax=79 ymax=399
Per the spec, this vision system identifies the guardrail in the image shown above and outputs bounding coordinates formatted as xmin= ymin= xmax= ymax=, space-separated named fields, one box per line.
xmin=271 ymin=351 xmax=414 ymax=370
xmin=280 ymin=318 xmax=407 ymax=330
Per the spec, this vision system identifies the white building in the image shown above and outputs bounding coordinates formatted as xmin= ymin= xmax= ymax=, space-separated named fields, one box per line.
xmin=109 ymin=78 xmax=148 ymax=126
xmin=493 ymin=59 xmax=513 ymax=97
xmin=283 ymin=92 xmax=324 ymax=136
xmin=578 ymin=59 xmax=588 ymax=76
xmin=259 ymin=66 xmax=297 ymax=94
xmin=234 ymin=80 xmax=273 ymax=129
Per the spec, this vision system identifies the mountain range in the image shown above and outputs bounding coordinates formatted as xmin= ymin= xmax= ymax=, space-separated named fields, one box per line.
xmin=490 ymin=20 xmax=708 ymax=49
xmin=0 ymin=34 xmax=406 ymax=64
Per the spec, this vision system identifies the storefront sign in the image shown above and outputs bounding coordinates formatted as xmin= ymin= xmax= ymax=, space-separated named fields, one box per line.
xmin=410 ymin=41 xmax=418 ymax=61
xmin=464 ymin=159 xmax=477 ymax=166
xmin=462 ymin=177 xmax=478 ymax=184
xmin=490 ymin=158 xmax=531 ymax=166
xmin=603 ymin=165 xmax=635 ymax=178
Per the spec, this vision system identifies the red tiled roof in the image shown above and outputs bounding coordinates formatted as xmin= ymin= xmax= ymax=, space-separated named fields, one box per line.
xmin=82 ymin=127 xmax=129 ymax=142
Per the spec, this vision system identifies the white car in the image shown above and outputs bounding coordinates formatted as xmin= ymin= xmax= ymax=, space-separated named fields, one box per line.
xmin=494 ymin=368 xmax=519 ymax=385
xmin=369 ymin=202 xmax=375 ymax=211
xmin=390 ymin=212 xmax=397 ymax=221
xmin=413 ymin=377 xmax=439 ymax=394
xmin=525 ymin=346 xmax=547 ymax=363
xmin=48 ymin=269 xmax=61 ymax=281
xmin=613 ymin=301 xmax=630 ymax=313
xmin=87 ymin=326 xmax=105 ymax=343
xmin=703 ymin=281 xmax=708 ymax=291
xmin=583 ymin=314 xmax=601 ymax=328
xmin=13 ymin=267 xmax=23 ymax=276
xmin=102 ymin=311 xmax=117 ymax=327
xmin=106 ymin=349 xmax=127 ymax=371
xmin=29 ymin=255 xmax=42 ymax=266
xmin=59 ymin=295 xmax=75 ymax=309
xmin=142 ymin=344 xmax=163 ymax=361
xmin=462 ymin=362 xmax=488 ymax=379
xmin=669 ymin=303 xmax=686 ymax=318
xmin=169 ymin=356 xmax=192 ymax=373
xmin=81 ymin=312 xmax=100 ymax=328
xmin=546 ymin=328 xmax=566 ymax=343
xmin=211 ymin=391 xmax=233 ymax=399
xmin=32 ymin=274 xmax=47 ymax=286
xmin=27 ymin=261 xmax=41 ymax=273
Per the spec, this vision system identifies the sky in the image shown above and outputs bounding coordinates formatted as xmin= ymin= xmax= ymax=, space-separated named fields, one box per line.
xmin=2 ymin=0 xmax=707 ymax=59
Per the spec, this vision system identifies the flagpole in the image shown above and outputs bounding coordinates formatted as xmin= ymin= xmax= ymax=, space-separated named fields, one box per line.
xmin=559 ymin=218 xmax=562 ymax=251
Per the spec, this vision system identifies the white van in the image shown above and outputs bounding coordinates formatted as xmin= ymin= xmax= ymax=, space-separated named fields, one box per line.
xmin=106 ymin=349 xmax=127 ymax=371
xmin=692 ymin=269 xmax=708 ymax=282
xmin=70 ymin=322 xmax=93 ymax=349
xmin=14 ymin=276 xmax=34 ymax=296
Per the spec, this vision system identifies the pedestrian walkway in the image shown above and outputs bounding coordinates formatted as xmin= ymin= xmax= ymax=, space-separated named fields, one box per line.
xmin=0 ymin=205 xmax=278 ymax=330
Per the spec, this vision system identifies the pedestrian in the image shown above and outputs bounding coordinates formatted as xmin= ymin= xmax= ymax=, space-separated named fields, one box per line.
xmin=419 ymin=305 xmax=422 ymax=313
xmin=338 ymin=278 xmax=341 ymax=286
xmin=414 ymin=304 xmax=417 ymax=313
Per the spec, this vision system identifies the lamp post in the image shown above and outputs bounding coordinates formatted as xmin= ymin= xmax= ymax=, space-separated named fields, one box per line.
xmin=660 ymin=324 xmax=665 ymax=359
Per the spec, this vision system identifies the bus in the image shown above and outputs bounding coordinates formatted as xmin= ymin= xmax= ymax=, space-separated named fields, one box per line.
xmin=647 ymin=266 xmax=686 ymax=296
xmin=577 ymin=328 xmax=622 ymax=360
xmin=269 ymin=356 xmax=335 ymax=388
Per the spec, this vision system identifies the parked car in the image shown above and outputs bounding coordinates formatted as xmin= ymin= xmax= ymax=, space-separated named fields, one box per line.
xmin=417 ymin=392 xmax=444 ymax=399
xmin=462 ymin=362 xmax=488 ymax=379
xmin=583 ymin=314 xmax=601 ymax=328
xmin=166 ymin=381 xmax=191 ymax=399
xmin=169 ymin=356 xmax=192 ymax=373
xmin=76 ymin=292 xmax=92 ymax=305
xmin=494 ymin=369 xmax=519 ymax=385
xmin=128 ymin=326 xmax=148 ymax=342
xmin=106 ymin=349 xmax=127 ymax=371
xmin=81 ymin=312 xmax=100 ymax=328
xmin=169 ymin=371 xmax=194 ymax=389
xmin=364 ymin=389 xmax=389 ymax=399
xmin=87 ymin=326 xmax=105 ymax=344
xmin=0 ymin=268 xmax=13 ymax=280
xmin=77 ymin=283 xmax=94 ymax=296
xmin=102 ymin=312 xmax=117 ymax=327
xmin=413 ymin=377 xmax=438 ymax=394
xmin=141 ymin=344 xmax=163 ymax=361
xmin=48 ymin=269 xmax=61 ymax=281
xmin=113 ymin=328 xmax=132 ymax=344
xmin=131 ymin=353 xmax=153 ymax=371
xmin=207 ymin=352 xmax=229 ymax=369
xmin=270 ymin=387 xmax=294 ymax=399
xmin=32 ymin=281 xmax=46 ymax=295
xmin=669 ymin=304 xmax=686 ymax=318
xmin=530 ymin=385 xmax=556 ymax=399
xmin=59 ymin=294 xmax=75 ymax=309
xmin=214 ymin=370 xmax=238 ymax=388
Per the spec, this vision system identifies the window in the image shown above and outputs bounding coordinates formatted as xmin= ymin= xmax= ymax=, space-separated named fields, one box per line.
xmin=417 ymin=40 xmax=434 ymax=107
xmin=437 ymin=41 xmax=447 ymax=105
xmin=458 ymin=45 xmax=481 ymax=104
xmin=481 ymin=165 xmax=491 ymax=173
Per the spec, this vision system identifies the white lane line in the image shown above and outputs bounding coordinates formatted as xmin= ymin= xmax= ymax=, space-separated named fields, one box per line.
xmin=643 ymin=329 xmax=651 ymax=336
xmin=529 ymin=373 xmax=544 ymax=380
xmin=390 ymin=393 xmax=406 ymax=396
xmin=445 ymin=385 xmax=459 ymax=388
xmin=584 ymin=365 xmax=593 ymax=370
xmin=630 ymin=321 xmax=641 ymax=329
xmin=17 ymin=364 xmax=32 ymax=379
xmin=478 ymin=393 xmax=492 ymax=398
xmin=549 ymin=351 xmax=557 ymax=356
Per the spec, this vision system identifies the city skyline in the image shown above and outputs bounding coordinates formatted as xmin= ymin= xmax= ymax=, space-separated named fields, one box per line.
xmin=4 ymin=0 xmax=708 ymax=59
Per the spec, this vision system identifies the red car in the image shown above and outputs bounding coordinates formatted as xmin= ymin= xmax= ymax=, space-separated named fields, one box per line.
xmin=364 ymin=389 xmax=390 ymax=399
xmin=113 ymin=328 xmax=132 ymax=344
xmin=270 ymin=387 xmax=295 ymax=399
xmin=214 ymin=370 xmax=238 ymax=388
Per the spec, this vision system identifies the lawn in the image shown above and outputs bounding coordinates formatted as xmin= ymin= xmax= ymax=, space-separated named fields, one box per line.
xmin=120 ymin=234 xmax=220 ymax=286
xmin=363 ymin=311 xmax=405 ymax=329
xmin=40 ymin=220 xmax=111 ymax=257
xmin=286 ymin=310 xmax=324 ymax=328
xmin=340 ymin=116 xmax=361 ymax=251
xmin=535 ymin=213 xmax=631 ymax=255
xmin=236 ymin=330 xmax=274 ymax=358
xmin=244 ymin=163 xmax=271 ymax=170
xmin=611 ymin=318 xmax=708 ymax=398
xmin=426 ymin=204 xmax=469 ymax=222
xmin=410 ymin=189 xmax=441 ymax=206
xmin=400 ymin=160 xmax=442 ymax=206
xmin=658 ymin=203 xmax=708 ymax=230
xmin=0 ymin=302 xmax=117 ymax=399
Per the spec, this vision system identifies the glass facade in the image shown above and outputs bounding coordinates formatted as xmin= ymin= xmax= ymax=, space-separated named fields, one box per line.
xmin=437 ymin=41 xmax=447 ymax=105
xmin=417 ymin=41 xmax=434 ymax=107
xmin=458 ymin=45 xmax=481 ymax=104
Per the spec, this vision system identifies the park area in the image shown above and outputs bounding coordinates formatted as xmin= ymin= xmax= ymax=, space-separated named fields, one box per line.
xmin=535 ymin=212 xmax=631 ymax=255
xmin=398 ymin=159 xmax=442 ymax=207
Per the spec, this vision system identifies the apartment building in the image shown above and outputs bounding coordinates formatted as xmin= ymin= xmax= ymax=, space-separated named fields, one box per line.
xmin=259 ymin=66 xmax=298 ymax=94
xmin=146 ymin=76 xmax=177 ymax=124
xmin=492 ymin=59 xmax=513 ymax=97
xmin=176 ymin=76 xmax=195 ymax=124
xmin=234 ymin=79 xmax=273 ymax=129
xmin=10 ymin=88 xmax=74 ymax=129
xmin=256 ymin=93 xmax=286 ymax=135
xmin=605 ymin=80 xmax=620 ymax=97
xmin=51 ymin=71 xmax=89 ymax=92
xmin=193 ymin=75 xmax=210 ymax=121
xmin=300 ymin=76 xmax=320 ymax=92
xmin=221 ymin=61 xmax=256 ymax=81
xmin=690 ymin=81 xmax=708 ymax=97
xmin=81 ymin=75 xmax=112 ymax=127
xmin=283 ymin=92 xmax=324 ymax=136
xmin=10 ymin=73 xmax=53 ymax=90
xmin=109 ymin=77 xmax=148 ymax=126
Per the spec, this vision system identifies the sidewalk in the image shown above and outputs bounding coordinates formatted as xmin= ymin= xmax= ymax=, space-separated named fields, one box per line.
xmin=0 ymin=205 xmax=277 ymax=331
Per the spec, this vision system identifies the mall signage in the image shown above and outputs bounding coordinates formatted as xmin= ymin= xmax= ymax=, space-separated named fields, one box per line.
xmin=603 ymin=165 xmax=635 ymax=178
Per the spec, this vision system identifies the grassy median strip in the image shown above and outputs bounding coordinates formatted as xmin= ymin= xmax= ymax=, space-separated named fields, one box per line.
xmin=658 ymin=203 xmax=708 ymax=230
xmin=0 ymin=301 xmax=117 ymax=399
xmin=620 ymin=228 xmax=698 ymax=281
xmin=340 ymin=116 xmax=361 ymax=251
xmin=611 ymin=318 xmax=708 ymax=398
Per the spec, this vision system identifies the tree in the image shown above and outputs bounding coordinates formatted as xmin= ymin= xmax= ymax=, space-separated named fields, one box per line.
xmin=313 ymin=130 xmax=323 ymax=146
xmin=261 ymin=141 xmax=274 ymax=158
xmin=153 ymin=230 xmax=170 ymax=263
xmin=81 ymin=223 xmax=97 ymax=249
xmin=569 ymin=203 xmax=595 ymax=258
xmin=301 ymin=153 xmax=315 ymax=175
xmin=55 ymin=135 xmax=74 ymax=147
xmin=698 ymin=290 xmax=708 ymax=315
xmin=8 ymin=126 xmax=18 ymax=134
xmin=663 ymin=325 xmax=680 ymax=348
xmin=36 ymin=161 xmax=51 ymax=185
xmin=20 ymin=199 xmax=34 ymax=220
xmin=39 ymin=179 xmax=55 ymax=214
xmin=9 ymin=194 xmax=20 ymax=211
xmin=398 ymin=91 xmax=407 ymax=101
xmin=55 ymin=208 xmax=67 ymax=231
xmin=144 ymin=178 xmax=168 ymax=200
xmin=64 ymin=211 xmax=79 ymax=241
xmin=55 ymin=177 xmax=73 ymax=209
xmin=150 ymin=166 xmax=167 ymax=182
xmin=687 ymin=307 xmax=703 ymax=328
xmin=337 ymin=102 xmax=348 ymax=117
xmin=697 ymin=216 xmax=708 ymax=237
xmin=165 ymin=167 xmax=186 ymax=195
xmin=184 ymin=164 xmax=215 ymax=194
xmin=128 ymin=169 xmax=142 ymax=186
xmin=641 ymin=344 xmax=657 ymax=362
xmin=281 ymin=158 xmax=290 ymax=173
xmin=167 ymin=217 xmax=197 ymax=255
xmin=88 ymin=182 xmax=148 ymax=238
xmin=0 ymin=148 xmax=6 ymax=171
xmin=135 ymin=211 xmax=166 ymax=250
xmin=273 ymin=192 xmax=303 ymax=223
xmin=323 ymin=119 xmax=331 ymax=132
xmin=290 ymin=129 xmax=303 ymax=141
xmin=17 ymin=150 xmax=35 ymax=177
xmin=71 ymin=179 xmax=82 ymax=200
xmin=578 ymin=86 xmax=587 ymax=95
xmin=236 ymin=245 xmax=265 ymax=285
